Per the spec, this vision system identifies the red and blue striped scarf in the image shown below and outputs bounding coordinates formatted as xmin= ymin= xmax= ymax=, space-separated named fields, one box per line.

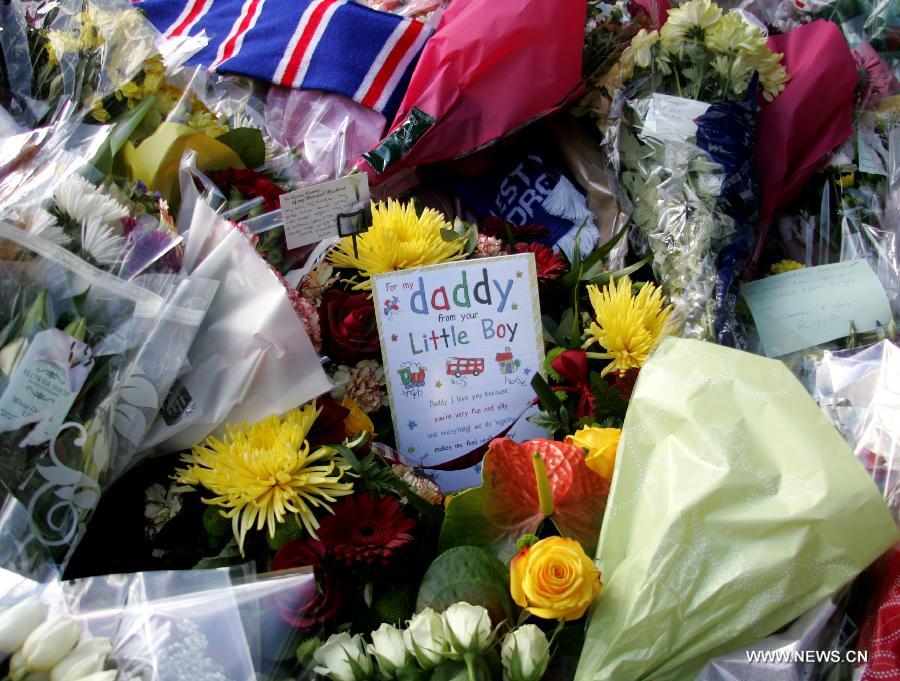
xmin=136 ymin=0 xmax=431 ymax=118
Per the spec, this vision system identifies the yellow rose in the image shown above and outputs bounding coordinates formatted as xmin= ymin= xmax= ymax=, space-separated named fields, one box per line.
xmin=510 ymin=537 xmax=601 ymax=621
xmin=341 ymin=397 xmax=374 ymax=437
xmin=567 ymin=426 xmax=621 ymax=480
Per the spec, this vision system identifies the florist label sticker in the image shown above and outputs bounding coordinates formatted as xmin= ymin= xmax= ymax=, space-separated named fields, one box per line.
xmin=281 ymin=174 xmax=369 ymax=250
xmin=372 ymin=254 xmax=545 ymax=490
xmin=741 ymin=259 xmax=892 ymax=357
xmin=0 ymin=328 xmax=94 ymax=444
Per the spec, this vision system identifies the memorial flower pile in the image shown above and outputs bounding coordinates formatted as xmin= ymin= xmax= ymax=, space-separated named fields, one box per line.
xmin=0 ymin=0 xmax=898 ymax=678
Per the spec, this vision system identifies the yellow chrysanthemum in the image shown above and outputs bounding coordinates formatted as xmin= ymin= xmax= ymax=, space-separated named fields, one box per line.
xmin=660 ymin=0 xmax=723 ymax=50
xmin=583 ymin=276 xmax=673 ymax=376
xmin=174 ymin=404 xmax=354 ymax=555
xmin=187 ymin=110 xmax=229 ymax=138
xmin=329 ymin=199 xmax=464 ymax=290
xmin=770 ymin=259 xmax=805 ymax=275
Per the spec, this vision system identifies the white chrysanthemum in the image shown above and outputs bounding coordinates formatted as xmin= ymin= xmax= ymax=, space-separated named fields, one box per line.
xmin=16 ymin=207 xmax=71 ymax=247
xmin=53 ymin=175 xmax=128 ymax=228
xmin=660 ymin=0 xmax=723 ymax=49
xmin=81 ymin=219 xmax=126 ymax=265
xmin=622 ymin=29 xmax=660 ymax=69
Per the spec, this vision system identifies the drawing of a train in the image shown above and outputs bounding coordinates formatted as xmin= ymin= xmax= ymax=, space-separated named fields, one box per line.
xmin=398 ymin=365 xmax=427 ymax=388
xmin=446 ymin=357 xmax=485 ymax=378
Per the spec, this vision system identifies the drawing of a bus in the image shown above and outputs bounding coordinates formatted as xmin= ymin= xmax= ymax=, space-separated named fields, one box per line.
xmin=446 ymin=357 xmax=485 ymax=378
xmin=398 ymin=365 xmax=427 ymax=388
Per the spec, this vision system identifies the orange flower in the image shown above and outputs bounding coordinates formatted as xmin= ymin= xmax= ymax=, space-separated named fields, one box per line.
xmin=510 ymin=536 xmax=601 ymax=621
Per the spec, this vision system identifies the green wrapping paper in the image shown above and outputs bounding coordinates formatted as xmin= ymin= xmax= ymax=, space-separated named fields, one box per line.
xmin=575 ymin=338 xmax=899 ymax=681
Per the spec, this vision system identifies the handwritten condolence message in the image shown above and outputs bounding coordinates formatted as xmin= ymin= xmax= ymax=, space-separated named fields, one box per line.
xmin=741 ymin=259 xmax=893 ymax=357
xmin=281 ymin=174 xmax=369 ymax=249
xmin=372 ymin=253 xmax=545 ymax=489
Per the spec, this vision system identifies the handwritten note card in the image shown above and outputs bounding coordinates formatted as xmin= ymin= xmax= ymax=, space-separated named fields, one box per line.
xmin=372 ymin=254 xmax=545 ymax=490
xmin=281 ymin=174 xmax=369 ymax=250
xmin=741 ymin=260 xmax=893 ymax=357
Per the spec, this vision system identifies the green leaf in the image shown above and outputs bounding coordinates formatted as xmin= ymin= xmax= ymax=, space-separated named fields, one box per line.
xmin=216 ymin=127 xmax=266 ymax=168
xmin=194 ymin=538 xmax=243 ymax=568
xmin=416 ymin=546 xmax=515 ymax=628
xmin=588 ymin=371 xmax=628 ymax=419
xmin=441 ymin=228 xmax=464 ymax=242
xmin=578 ymin=224 xmax=631 ymax=281
xmin=585 ymin=255 xmax=651 ymax=287
xmin=530 ymin=374 xmax=560 ymax=418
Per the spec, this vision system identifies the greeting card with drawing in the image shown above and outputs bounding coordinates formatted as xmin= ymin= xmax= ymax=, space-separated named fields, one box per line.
xmin=371 ymin=253 xmax=545 ymax=490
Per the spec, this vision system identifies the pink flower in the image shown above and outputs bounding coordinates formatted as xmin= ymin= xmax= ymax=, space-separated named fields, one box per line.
xmin=854 ymin=43 xmax=898 ymax=109
xmin=473 ymin=234 xmax=506 ymax=258
xmin=332 ymin=359 xmax=385 ymax=413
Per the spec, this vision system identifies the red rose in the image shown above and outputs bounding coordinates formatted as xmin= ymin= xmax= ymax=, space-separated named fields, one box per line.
xmin=321 ymin=289 xmax=381 ymax=362
xmin=306 ymin=396 xmax=349 ymax=448
xmin=271 ymin=539 xmax=344 ymax=629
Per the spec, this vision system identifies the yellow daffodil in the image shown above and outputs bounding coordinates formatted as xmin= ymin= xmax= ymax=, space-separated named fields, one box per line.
xmin=329 ymin=200 xmax=464 ymax=290
xmin=115 ymin=81 xmax=143 ymax=108
xmin=583 ymin=276 xmax=672 ymax=376
xmin=187 ymin=110 xmax=229 ymax=138
xmin=770 ymin=259 xmax=805 ymax=275
xmin=90 ymin=100 xmax=110 ymax=123
xmin=174 ymin=404 xmax=354 ymax=555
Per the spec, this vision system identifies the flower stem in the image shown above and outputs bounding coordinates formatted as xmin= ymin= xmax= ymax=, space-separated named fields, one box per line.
xmin=464 ymin=653 xmax=478 ymax=681
xmin=532 ymin=453 xmax=554 ymax=518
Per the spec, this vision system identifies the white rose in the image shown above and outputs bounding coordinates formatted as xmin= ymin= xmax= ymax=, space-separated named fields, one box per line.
xmin=0 ymin=597 xmax=48 ymax=652
xmin=501 ymin=625 xmax=550 ymax=681
xmin=67 ymin=671 xmax=117 ymax=681
xmin=403 ymin=608 xmax=449 ymax=669
xmin=22 ymin=617 xmax=82 ymax=672
xmin=367 ymin=623 xmax=410 ymax=677
xmin=442 ymin=602 xmax=492 ymax=656
xmin=313 ymin=632 xmax=374 ymax=681
xmin=50 ymin=638 xmax=112 ymax=681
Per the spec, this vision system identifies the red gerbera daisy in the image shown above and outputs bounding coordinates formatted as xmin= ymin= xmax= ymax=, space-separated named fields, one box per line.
xmin=515 ymin=242 xmax=567 ymax=285
xmin=317 ymin=492 xmax=416 ymax=566
xmin=271 ymin=538 xmax=344 ymax=629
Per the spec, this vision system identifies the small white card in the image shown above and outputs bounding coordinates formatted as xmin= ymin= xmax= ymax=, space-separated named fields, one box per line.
xmin=741 ymin=260 xmax=893 ymax=357
xmin=0 ymin=328 xmax=94 ymax=444
xmin=371 ymin=254 xmax=545 ymax=491
xmin=641 ymin=93 xmax=711 ymax=142
xmin=281 ymin=174 xmax=369 ymax=250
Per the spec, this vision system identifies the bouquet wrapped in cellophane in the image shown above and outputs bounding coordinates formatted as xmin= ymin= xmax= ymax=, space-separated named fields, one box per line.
xmin=601 ymin=0 xmax=788 ymax=345
xmin=0 ymin=563 xmax=318 ymax=680
xmin=0 ymin=217 xmax=215 ymax=575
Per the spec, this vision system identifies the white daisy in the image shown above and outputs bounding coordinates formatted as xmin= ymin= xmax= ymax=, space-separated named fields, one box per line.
xmin=15 ymin=207 xmax=71 ymax=247
xmin=53 ymin=174 xmax=128 ymax=227
xmin=81 ymin=219 xmax=126 ymax=265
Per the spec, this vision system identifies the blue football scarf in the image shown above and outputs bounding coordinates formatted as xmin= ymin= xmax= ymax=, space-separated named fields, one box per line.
xmin=135 ymin=0 xmax=431 ymax=118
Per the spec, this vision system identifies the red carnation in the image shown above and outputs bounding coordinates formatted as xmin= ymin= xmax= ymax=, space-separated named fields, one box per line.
xmin=321 ymin=289 xmax=381 ymax=363
xmin=271 ymin=539 xmax=344 ymax=629
xmin=209 ymin=169 xmax=286 ymax=212
xmin=515 ymin=242 xmax=567 ymax=285
xmin=317 ymin=493 xmax=416 ymax=567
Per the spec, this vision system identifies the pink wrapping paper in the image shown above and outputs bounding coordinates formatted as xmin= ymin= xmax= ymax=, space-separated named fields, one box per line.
xmin=359 ymin=0 xmax=586 ymax=183
xmin=749 ymin=19 xmax=857 ymax=272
